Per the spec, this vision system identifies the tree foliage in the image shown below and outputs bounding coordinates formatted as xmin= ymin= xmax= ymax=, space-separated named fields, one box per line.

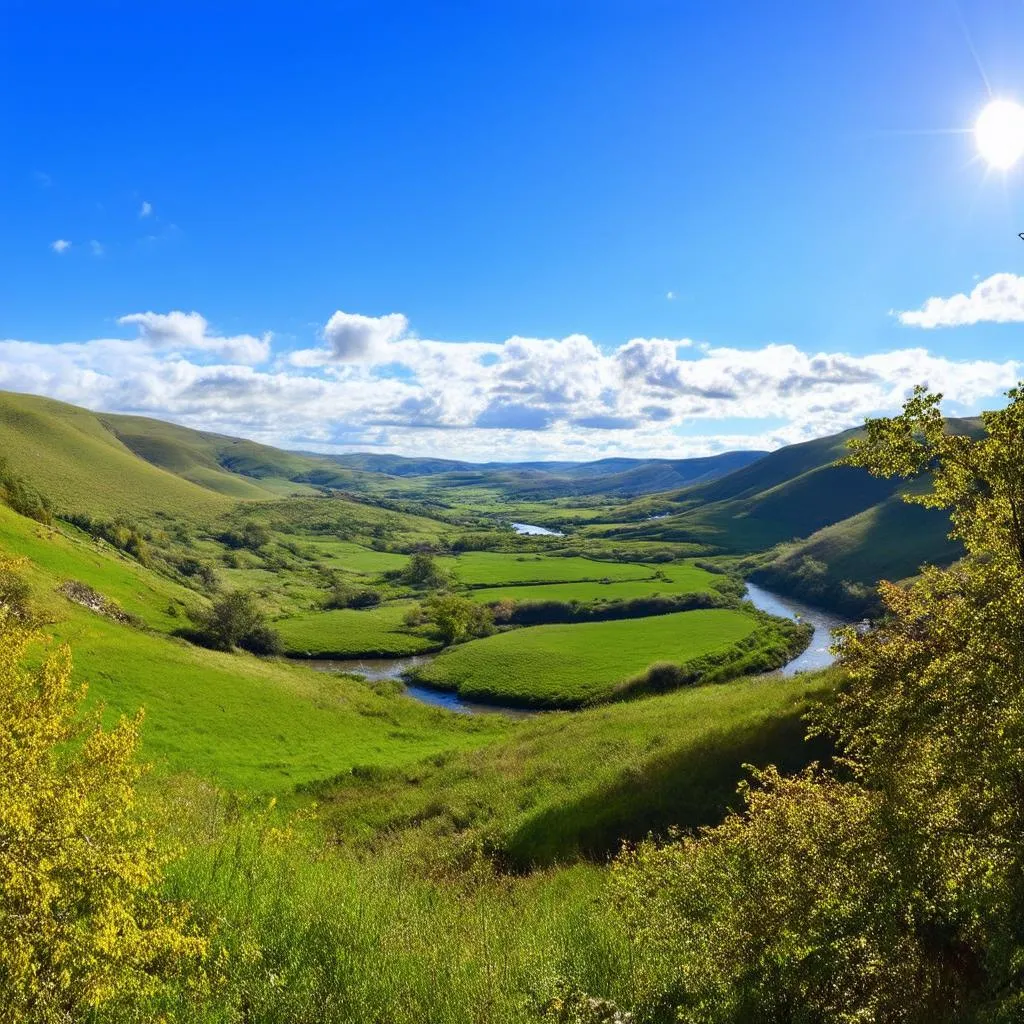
xmin=189 ymin=589 xmax=281 ymax=654
xmin=611 ymin=385 xmax=1024 ymax=1022
xmin=0 ymin=611 xmax=206 ymax=1021
xmin=423 ymin=594 xmax=493 ymax=644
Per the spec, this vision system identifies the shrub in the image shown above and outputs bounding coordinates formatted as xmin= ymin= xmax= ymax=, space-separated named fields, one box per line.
xmin=188 ymin=590 xmax=281 ymax=654
xmin=0 ymin=457 xmax=53 ymax=525
xmin=322 ymin=583 xmax=383 ymax=610
xmin=398 ymin=551 xmax=449 ymax=589
xmin=0 ymin=558 xmax=32 ymax=622
xmin=423 ymin=594 xmax=493 ymax=644
xmin=0 ymin=610 xmax=207 ymax=1019
xmin=220 ymin=521 xmax=272 ymax=550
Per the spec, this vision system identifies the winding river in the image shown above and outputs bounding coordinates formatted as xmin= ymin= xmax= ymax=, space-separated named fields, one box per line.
xmin=304 ymin=548 xmax=851 ymax=713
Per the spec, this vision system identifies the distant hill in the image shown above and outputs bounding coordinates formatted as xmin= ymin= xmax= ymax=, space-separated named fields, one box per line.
xmin=606 ymin=418 xmax=981 ymax=614
xmin=327 ymin=449 xmax=767 ymax=498
xmin=0 ymin=391 xmax=766 ymax=518
xmin=0 ymin=389 xmax=975 ymax=616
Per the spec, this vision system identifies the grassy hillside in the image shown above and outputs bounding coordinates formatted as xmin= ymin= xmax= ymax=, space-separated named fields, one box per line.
xmin=0 ymin=504 xmax=507 ymax=790
xmin=600 ymin=417 xmax=981 ymax=565
xmin=0 ymin=391 xmax=233 ymax=520
xmin=316 ymin=668 xmax=837 ymax=868
xmin=749 ymin=495 xmax=963 ymax=615
xmin=100 ymin=414 xmax=304 ymax=498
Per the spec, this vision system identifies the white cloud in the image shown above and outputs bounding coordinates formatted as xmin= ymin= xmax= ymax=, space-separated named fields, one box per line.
xmin=0 ymin=306 xmax=1019 ymax=461
xmin=118 ymin=311 xmax=271 ymax=365
xmin=322 ymin=310 xmax=409 ymax=361
xmin=90 ymin=240 xmax=104 ymax=257
xmin=666 ymin=290 xmax=676 ymax=300
xmin=896 ymin=272 xmax=1024 ymax=327
xmin=139 ymin=200 xmax=153 ymax=218
xmin=51 ymin=239 xmax=71 ymax=254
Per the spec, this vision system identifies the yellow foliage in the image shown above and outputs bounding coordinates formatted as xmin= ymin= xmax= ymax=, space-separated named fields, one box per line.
xmin=0 ymin=608 xmax=207 ymax=1022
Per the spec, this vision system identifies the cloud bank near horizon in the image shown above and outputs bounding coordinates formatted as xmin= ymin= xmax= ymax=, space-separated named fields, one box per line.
xmin=0 ymin=306 xmax=1019 ymax=462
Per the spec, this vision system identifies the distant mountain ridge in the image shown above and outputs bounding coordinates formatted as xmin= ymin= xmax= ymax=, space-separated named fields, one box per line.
xmin=323 ymin=449 xmax=768 ymax=498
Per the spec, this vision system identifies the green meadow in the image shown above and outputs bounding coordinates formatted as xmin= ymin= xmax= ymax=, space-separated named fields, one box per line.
xmin=467 ymin=561 xmax=723 ymax=605
xmin=443 ymin=550 xmax=656 ymax=585
xmin=416 ymin=608 xmax=761 ymax=707
xmin=277 ymin=602 xmax=440 ymax=657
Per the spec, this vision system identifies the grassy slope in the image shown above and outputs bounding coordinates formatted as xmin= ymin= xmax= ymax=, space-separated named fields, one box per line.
xmin=750 ymin=494 xmax=963 ymax=614
xmin=467 ymin=562 xmax=722 ymax=604
xmin=318 ymin=669 xmax=836 ymax=868
xmin=0 ymin=390 xmax=232 ymax=521
xmin=418 ymin=609 xmax=758 ymax=706
xmin=0 ymin=505 xmax=506 ymax=791
xmin=100 ymin=414 xmax=295 ymax=498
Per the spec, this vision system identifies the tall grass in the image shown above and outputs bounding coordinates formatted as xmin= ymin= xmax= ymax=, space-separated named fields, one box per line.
xmin=158 ymin=809 xmax=632 ymax=1024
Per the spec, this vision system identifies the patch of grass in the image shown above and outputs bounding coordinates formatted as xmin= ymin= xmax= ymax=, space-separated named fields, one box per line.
xmin=468 ymin=562 xmax=722 ymax=605
xmin=416 ymin=609 xmax=760 ymax=707
xmin=314 ymin=668 xmax=837 ymax=868
xmin=277 ymin=602 xmax=439 ymax=657
xmin=444 ymin=551 xmax=655 ymax=586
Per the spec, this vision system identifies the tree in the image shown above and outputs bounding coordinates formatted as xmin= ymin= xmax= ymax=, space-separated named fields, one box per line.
xmin=191 ymin=590 xmax=281 ymax=654
xmin=423 ymin=594 xmax=493 ymax=644
xmin=611 ymin=385 xmax=1024 ymax=1022
xmin=0 ymin=610 xmax=206 ymax=1020
xmin=400 ymin=551 xmax=449 ymax=589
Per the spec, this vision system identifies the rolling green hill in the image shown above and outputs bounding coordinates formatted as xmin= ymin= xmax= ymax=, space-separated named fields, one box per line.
xmin=0 ymin=391 xmax=234 ymax=520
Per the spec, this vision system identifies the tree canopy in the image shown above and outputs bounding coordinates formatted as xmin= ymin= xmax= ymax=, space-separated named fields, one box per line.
xmin=611 ymin=385 xmax=1024 ymax=1023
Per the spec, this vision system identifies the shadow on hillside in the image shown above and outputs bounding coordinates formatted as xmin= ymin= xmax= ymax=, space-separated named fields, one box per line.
xmin=494 ymin=711 xmax=833 ymax=872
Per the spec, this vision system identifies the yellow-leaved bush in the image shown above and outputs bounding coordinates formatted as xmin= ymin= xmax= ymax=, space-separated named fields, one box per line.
xmin=0 ymin=600 xmax=208 ymax=1022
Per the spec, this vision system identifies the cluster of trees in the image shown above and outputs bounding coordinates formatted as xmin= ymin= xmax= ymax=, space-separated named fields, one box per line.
xmin=0 ymin=459 xmax=53 ymax=526
xmin=65 ymin=512 xmax=152 ymax=566
xmin=218 ymin=520 xmax=272 ymax=551
xmin=610 ymin=386 xmax=1024 ymax=1022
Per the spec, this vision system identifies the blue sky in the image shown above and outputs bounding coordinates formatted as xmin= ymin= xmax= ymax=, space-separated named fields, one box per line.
xmin=2 ymin=0 xmax=1024 ymax=460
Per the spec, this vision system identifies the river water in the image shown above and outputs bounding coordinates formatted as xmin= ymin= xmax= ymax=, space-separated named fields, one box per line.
xmin=510 ymin=521 xmax=564 ymax=536
xmin=743 ymin=581 xmax=850 ymax=676
xmin=304 ymin=655 xmax=534 ymax=717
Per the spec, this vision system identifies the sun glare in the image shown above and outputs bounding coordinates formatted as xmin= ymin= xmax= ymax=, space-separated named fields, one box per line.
xmin=975 ymin=99 xmax=1024 ymax=169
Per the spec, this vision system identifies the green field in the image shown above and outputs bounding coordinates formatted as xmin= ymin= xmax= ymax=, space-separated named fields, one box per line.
xmin=276 ymin=602 xmax=438 ymax=657
xmin=468 ymin=562 xmax=721 ymax=605
xmin=442 ymin=551 xmax=655 ymax=586
xmin=301 ymin=537 xmax=416 ymax=574
xmin=417 ymin=608 xmax=760 ymax=707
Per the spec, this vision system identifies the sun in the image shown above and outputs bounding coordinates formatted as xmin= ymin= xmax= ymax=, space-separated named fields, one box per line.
xmin=975 ymin=99 xmax=1024 ymax=169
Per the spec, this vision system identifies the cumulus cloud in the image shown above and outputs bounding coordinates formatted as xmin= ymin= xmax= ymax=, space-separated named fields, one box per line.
xmin=0 ymin=305 xmax=1020 ymax=461
xmin=896 ymin=272 xmax=1024 ymax=327
xmin=139 ymin=200 xmax=153 ymax=218
xmin=118 ymin=311 xmax=271 ymax=364
xmin=324 ymin=310 xmax=409 ymax=361
xmin=51 ymin=239 xmax=71 ymax=254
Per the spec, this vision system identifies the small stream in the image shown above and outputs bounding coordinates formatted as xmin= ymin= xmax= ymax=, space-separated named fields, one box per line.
xmin=304 ymin=655 xmax=534 ymax=717
xmin=510 ymin=521 xmax=564 ymax=536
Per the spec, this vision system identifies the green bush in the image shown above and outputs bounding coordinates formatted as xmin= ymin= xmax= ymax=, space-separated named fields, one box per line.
xmin=187 ymin=590 xmax=282 ymax=654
